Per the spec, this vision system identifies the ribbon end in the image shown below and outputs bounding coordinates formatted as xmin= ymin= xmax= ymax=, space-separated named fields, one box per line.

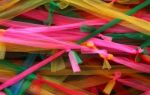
xmin=103 ymin=80 xmax=116 ymax=95
xmin=102 ymin=59 xmax=111 ymax=70
xmin=68 ymin=50 xmax=81 ymax=72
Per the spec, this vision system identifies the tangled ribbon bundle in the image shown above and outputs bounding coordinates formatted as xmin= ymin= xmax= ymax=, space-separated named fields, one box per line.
xmin=0 ymin=0 xmax=150 ymax=95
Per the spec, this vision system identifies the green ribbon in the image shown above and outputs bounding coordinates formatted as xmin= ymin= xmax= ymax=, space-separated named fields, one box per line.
xmin=72 ymin=50 xmax=83 ymax=64
xmin=80 ymin=25 xmax=96 ymax=33
xmin=18 ymin=74 xmax=36 ymax=95
xmin=106 ymin=33 xmax=150 ymax=40
xmin=44 ymin=1 xmax=59 ymax=25
xmin=4 ymin=88 xmax=12 ymax=95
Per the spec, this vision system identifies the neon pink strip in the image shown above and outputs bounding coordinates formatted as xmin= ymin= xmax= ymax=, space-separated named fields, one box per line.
xmin=4 ymin=32 xmax=83 ymax=49
xmin=6 ymin=19 xmax=106 ymax=33
xmin=91 ymin=38 xmax=142 ymax=54
xmin=7 ymin=19 xmax=133 ymax=33
xmin=0 ymin=50 xmax=65 ymax=90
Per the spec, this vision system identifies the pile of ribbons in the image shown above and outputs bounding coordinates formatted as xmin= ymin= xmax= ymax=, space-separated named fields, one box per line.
xmin=0 ymin=0 xmax=150 ymax=95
